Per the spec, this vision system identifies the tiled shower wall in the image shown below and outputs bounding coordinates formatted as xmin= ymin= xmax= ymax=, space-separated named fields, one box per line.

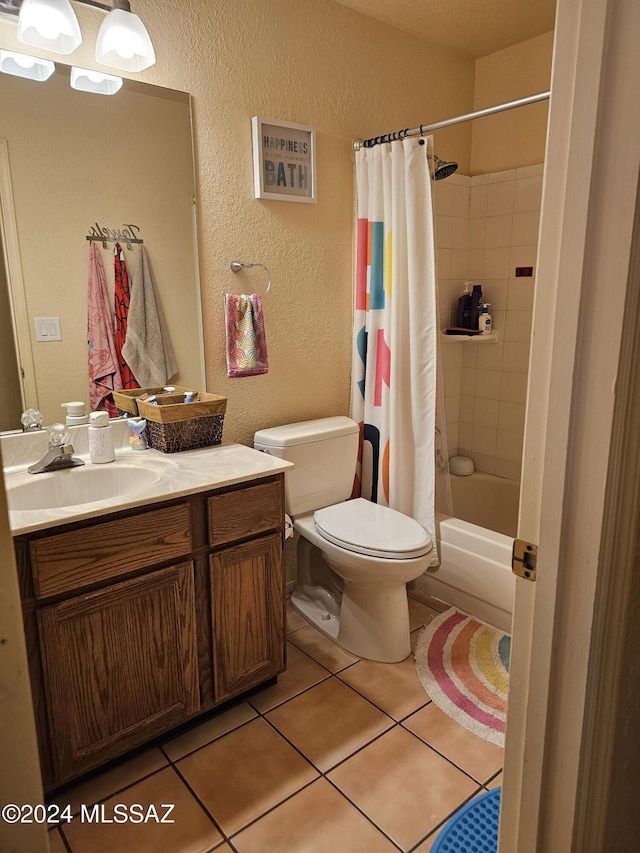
xmin=434 ymin=164 xmax=543 ymax=480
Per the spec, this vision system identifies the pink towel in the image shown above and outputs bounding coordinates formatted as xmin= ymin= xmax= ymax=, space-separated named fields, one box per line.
xmin=224 ymin=293 xmax=269 ymax=377
xmin=88 ymin=242 xmax=122 ymax=414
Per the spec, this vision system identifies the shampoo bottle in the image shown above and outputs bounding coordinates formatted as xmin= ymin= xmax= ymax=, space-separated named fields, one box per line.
xmin=61 ymin=401 xmax=89 ymax=426
xmin=471 ymin=284 xmax=483 ymax=330
xmin=456 ymin=282 xmax=473 ymax=328
xmin=480 ymin=303 xmax=492 ymax=334
xmin=88 ymin=411 xmax=115 ymax=464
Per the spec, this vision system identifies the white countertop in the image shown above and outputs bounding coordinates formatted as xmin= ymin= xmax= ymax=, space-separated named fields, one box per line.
xmin=3 ymin=430 xmax=293 ymax=536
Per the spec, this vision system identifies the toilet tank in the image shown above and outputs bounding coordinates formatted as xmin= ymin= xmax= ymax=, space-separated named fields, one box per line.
xmin=254 ymin=416 xmax=359 ymax=516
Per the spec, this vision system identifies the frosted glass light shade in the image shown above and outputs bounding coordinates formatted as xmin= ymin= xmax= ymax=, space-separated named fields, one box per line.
xmin=96 ymin=8 xmax=156 ymax=72
xmin=70 ymin=66 xmax=123 ymax=96
xmin=17 ymin=0 xmax=82 ymax=55
xmin=0 ymin=50 xmax=55 ymax=81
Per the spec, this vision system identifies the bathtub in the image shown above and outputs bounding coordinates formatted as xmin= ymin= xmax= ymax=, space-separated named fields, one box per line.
xmin=414 ymin=473 xmax=519 ymax=632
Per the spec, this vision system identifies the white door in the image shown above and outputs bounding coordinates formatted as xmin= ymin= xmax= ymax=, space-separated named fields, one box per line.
xmin=500 ymin=0 xmax=640 ymax=848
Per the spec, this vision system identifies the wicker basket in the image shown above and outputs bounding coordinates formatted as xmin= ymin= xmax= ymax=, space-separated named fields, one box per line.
xmin=112 ymin=386 xmax=192 ymax=418
xmin=136 ymin=392 xmax=227 ymax=453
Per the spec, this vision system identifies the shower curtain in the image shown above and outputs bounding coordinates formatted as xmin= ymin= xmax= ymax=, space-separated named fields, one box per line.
xmin=351 ymin=137 xmax=437 ymax=553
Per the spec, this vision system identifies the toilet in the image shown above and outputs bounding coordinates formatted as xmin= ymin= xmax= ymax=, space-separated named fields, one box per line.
xmin=254 ymin=416 xmax=433 ymax=662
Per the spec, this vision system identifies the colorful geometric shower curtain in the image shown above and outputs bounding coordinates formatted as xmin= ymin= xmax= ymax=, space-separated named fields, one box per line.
xmin=351 ymin=137 xmax=437 ymax=552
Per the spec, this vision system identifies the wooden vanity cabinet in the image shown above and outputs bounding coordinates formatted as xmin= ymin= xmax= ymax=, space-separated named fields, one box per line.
xmin=16 ymin=473 xmax=285 ymax=790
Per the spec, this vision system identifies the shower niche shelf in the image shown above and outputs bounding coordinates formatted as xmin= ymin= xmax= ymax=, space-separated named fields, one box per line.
xmin=440 ymin=331 xmax=500 ymax=343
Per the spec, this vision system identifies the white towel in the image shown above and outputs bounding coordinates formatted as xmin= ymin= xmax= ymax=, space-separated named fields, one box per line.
xmin=122 ymin=245 xmax=177 ymax=386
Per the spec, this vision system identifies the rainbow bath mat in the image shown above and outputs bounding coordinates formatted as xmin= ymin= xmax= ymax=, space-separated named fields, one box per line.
xmin=414 ymin=608 xmax=510 ymax=747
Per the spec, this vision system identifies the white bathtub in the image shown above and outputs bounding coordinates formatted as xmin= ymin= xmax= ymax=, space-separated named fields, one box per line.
xmin=414 ymin=473 xmax=519 ymax=632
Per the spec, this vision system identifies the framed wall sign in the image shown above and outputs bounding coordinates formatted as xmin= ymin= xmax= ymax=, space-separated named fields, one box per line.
xmin=252 ymin=116 xmax=316 ymax=203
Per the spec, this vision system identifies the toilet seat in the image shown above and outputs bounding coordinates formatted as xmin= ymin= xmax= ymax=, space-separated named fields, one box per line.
xmin=314 ymin=498 xmax=432 ymax=560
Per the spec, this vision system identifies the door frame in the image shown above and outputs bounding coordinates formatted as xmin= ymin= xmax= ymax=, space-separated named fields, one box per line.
xmin=500 ymin=0 xmax=640 ymax=848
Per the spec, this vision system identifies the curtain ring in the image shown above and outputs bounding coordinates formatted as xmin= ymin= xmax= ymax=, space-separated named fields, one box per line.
xmin=419 ymin=124 xmax=425 ymax=137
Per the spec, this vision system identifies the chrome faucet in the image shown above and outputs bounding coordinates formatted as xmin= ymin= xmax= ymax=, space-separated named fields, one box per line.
xmin=28 ymin=424 xmax=85 ymax=474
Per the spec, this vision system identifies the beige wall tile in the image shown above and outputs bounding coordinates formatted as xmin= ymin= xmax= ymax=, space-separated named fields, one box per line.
xmin=498 ymin=401 xmax=526 ymax=433
xmin=507 ymin=278 xmax=535 ymax=310
xmin=502 ymin=341 xmax=531 ymax=373
xmin=444 ymin=394 xmax=459 ymax=424
xmin=515 ymin=163 xmax=544 ymax=179
xmin=486 ymin=180 xmax=515 ymax=216
xmin=472 ymin=424 xmax=498 ymax=456
xmin=509 ymin=243 xmax=537 ymax=272
xmin=473 ymin=396 xmax=499 ymax=428
xmin=451 ymin=249 xmax=469 ymax=278
xmin=457 ymin=422 xmax=473 ymax=450
xmin=472 ymin=451 xmax=497 ymax=474
xmin=470 ymin=173 xmax=489 ymax=186
xmin=514 ymin=175 xmax=543 ymax=212
xmin=470 ymin=183 xmax=488 ymax=219
xmin=500 ymin=372 xmax=528 ymax=405
xmin=453 ymin=184 xmax=470 ymax=219
xmin=460 ymin=367 xmax=477 ymax=396
xmin=482 ymin=280 xmax=508 ymax=311
xmin=483 ymin=247 xmax=510 ymax=278
xmin=488 ymin=168 xmax=517 ymax=183
xmin=451 ymin=217 xmax=469 ymax=250
xmin=475 ymin=370 xmax=502 ymax=401
xmin=436 ymin=215 xmax=453 ymax=248
xmin=511 ymin=210 xmax=541 ymax=246
xmin=436 ymin=247 xmax=452 ymax=278
xmin=504 ymin=310 xmax=532 ymax=343
xmin=462 ymin=344 xmax=478 ymax=368
xmin=458 ymin=396 xmax=475 ymax=424
xmin=485 ymin=214 xmax=514 ymax=248
xmin=495 ymin=457 xmax=522 ymax=480
xmin=476 ymin=340 xmax=504 ymax=371
xmin=469 ymin=217 xmax=486 ymax=249
xmin=467 ymin=248 xmax=485 ymax=278
xmin=434 ymin=181 xmax=454 ymax=216
xmin=443 ymin=367 xmax=461 ymax=397
xmin=497 ymin=429 xmax=526 ymax=463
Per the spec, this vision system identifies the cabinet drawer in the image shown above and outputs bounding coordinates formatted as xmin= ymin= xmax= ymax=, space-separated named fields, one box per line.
xmin=31 ymin=504 xmax=192 ymax=598
xmin=208 ymin=478 xmax=283 ymax=546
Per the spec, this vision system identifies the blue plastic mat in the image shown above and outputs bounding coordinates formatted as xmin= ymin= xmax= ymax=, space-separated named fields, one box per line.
xmin=431 ymin=788 xmax=501 ymax=853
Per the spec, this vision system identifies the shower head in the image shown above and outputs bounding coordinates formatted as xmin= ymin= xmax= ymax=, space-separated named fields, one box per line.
xmin=431 ymin=154 xmax=458 ymax=181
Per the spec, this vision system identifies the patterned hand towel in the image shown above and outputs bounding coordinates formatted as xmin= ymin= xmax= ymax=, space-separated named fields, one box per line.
xmin=87 ymin=242 xmax=122 ymax=416
xmin=224 ymin=293 xmax=269 ymax=377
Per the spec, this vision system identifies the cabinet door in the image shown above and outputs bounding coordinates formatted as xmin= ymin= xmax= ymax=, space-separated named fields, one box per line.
xmin=38 ymin=563 xmax=199 ymax=784
xmin=210 ymin=534 xmax=285 ymax=702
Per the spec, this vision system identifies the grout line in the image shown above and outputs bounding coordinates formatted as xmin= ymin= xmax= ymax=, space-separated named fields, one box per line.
xmin=50 ymin=763 xmax=169 ymax=819
xmin=168 ymin=762 xmax=229 ymax=846
xmin=407 ymin=786 xmax=485 ymax=852
xmin=322 ymin=775 xmax=405 ymax=852
xmin=398 ymin=723 xmax=499 ymax=787
xmin=57 ymin=826 xmax=73 ymax=853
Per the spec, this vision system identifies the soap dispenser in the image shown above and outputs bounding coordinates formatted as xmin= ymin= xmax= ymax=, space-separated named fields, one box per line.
xmin=61 ymin=401 xmax=89 ymax=426
xmin=88 ymin=411 xmax=115 ymax=464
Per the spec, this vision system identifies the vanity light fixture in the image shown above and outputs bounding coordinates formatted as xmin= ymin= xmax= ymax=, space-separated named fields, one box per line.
xmin=17 ymin=0 xmax=82 ymax=54
xmin=0 ymin=48 xmax=55 ymax=80
xmin=95 ymin=0 xmax=155 ymax=72
xmin=70 ymin=64 xmax=122 ymax=94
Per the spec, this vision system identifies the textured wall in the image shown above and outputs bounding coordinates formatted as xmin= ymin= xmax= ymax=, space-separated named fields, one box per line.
xmin=0 ymin=0 xmax=475 ymax=444
xmin=471 ymin=32 xmax=553 ymax=175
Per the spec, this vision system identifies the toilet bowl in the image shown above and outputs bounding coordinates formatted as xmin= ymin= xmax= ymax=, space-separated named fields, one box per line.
xmin=254 ymin=417 xmax=433 ymax=662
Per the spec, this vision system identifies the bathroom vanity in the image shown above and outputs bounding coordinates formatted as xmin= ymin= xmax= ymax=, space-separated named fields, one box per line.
xmin=4 ymin=437 xmax=292 ymax=791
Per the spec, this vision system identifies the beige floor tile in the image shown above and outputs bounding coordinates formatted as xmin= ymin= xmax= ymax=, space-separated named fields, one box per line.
xmin=338 ymin=655 xmax=429 ymax=720
xmin=413 ymin=830 xmax=440 ymax=852
xmin=163 ymin=702 xmax=257 ymax=762
xmin=48 ymin=828 xmax=67 ymax=853
xmin=232 ymin=777 xmax=397 ymax=852
xmin=266 ymin=677 xmax=393 ymax=772
xmin=286 ymin=600 xmax=307 ymax=633
xmin=177 ymin=716 xmax=318 ymax=836
xmin=63 ymin=766 xmax=220 ymax=853
xmin=247 ymin=642 xmax=330 ymax=713
xmin=50 ymin=746 xmax=168 ymax=816
xmin=487 ymin=770 xmax=503 ymax=789
xmin=288 ymin=623 xmax=359 ymax=673
xmin=409 ymin=597 xmax=443 ymax=631
xmin=328 ymin=726 xmax=479 ymax=850
xmin=403 ymin=703 xmax=503 ymax=783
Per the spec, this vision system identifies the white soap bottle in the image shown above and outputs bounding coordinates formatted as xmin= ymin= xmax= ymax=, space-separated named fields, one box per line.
xmin=480 ymin=303 xmax=492 ymax=334
xmin=88 ymin=411 xmax=115 ymax=463
xmin=61 ymin=401 xmax=89 ymax=426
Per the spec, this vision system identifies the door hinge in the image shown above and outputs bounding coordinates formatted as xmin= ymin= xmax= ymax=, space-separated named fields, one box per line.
xmin=512 ymin=538 xmax=538 ymax=581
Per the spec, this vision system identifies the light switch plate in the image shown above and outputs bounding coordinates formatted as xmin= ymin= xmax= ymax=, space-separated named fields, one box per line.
xmin=34 ymin=316 xmax=62 ymax=341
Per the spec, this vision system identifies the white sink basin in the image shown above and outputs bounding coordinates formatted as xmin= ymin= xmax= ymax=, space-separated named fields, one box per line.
xmin=6 ymin=464 xmax=161 ymax=512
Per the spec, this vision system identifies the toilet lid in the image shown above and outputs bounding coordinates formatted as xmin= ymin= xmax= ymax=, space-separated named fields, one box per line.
xmin=314 ymin=498 xmax=432 ymax=559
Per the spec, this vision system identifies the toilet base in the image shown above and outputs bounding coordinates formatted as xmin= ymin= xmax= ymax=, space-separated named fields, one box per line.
xmin=338 ymin=582 xmax=412 ymax=663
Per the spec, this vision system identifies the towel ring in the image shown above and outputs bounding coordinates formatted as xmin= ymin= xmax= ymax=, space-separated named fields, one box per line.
xmin=227 ymin=260 xmax=272 ymax=295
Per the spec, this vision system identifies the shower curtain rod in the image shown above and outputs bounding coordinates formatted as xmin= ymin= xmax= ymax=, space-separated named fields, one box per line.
xmin=352 ymin=90 xmax=550 ymax=150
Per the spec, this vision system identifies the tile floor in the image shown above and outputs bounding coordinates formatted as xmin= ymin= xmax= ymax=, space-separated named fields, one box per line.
xmin=47 ymin=594 xmax=503 ymax=853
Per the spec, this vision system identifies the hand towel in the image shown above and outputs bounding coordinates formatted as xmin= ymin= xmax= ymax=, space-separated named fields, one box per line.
xmin=224 ymin=293 xmax=269 ymax=377
xmin=87 ymin=242 xmax=122 ymax=416
xmin=122 ymin=245 xmax=178 ymax=386
xmin=114 ymin=242 xmax=139 ymax=390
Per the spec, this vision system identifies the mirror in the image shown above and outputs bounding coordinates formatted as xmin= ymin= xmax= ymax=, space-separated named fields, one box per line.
xmin=0 ymin=64 xmax=205 ymax=431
